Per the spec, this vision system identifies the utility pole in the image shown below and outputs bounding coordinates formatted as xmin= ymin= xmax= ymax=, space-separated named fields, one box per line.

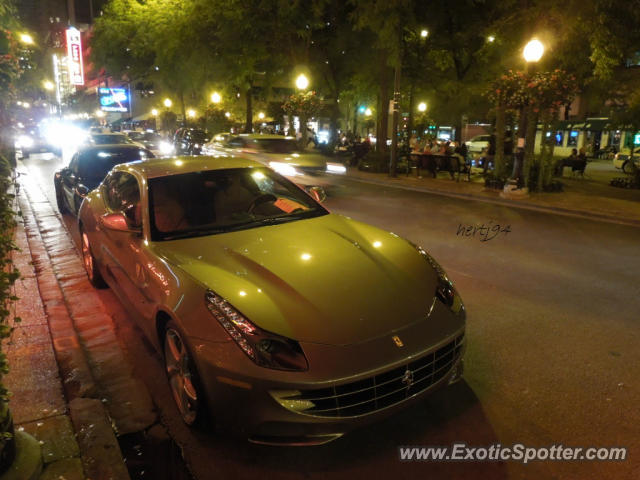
xmin=67 ymin=0 xmax=76 ymax=25
xmin=389 ymin=60 xmax=401 ymax=177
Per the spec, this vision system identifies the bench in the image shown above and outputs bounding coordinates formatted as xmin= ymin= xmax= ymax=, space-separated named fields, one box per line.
xmin=409 ymin=153 xmax=472 ymax=182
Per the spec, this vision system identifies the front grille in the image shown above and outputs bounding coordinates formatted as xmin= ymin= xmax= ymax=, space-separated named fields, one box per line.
xmin=282 ymin=334 xmax=464 ymax=418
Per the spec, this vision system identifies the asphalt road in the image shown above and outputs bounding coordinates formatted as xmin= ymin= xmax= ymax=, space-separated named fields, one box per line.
xmin=22 ymin=154 xmax=640 ymax=480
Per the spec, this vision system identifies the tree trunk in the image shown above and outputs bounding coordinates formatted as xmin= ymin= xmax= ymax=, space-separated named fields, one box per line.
xmin=353 ymin=104 xmax=358 ymax=136
xmin=523 ymin=106 xmax=539 ymax=190
xmin=244 ymin=87 xmax=253 ymax=133
xmin=376 ymin=66 xmax=391 ymax=156
xmin=300 ymin=114 xmax=308 ymax=148
xmin=494 ymin=102 xmax=505 ymax=177
xmin=407 ymin=83 xmax=415 ymax=138
xmin=330 ymin=101 xmax=340 ymax=149
xmin=178 ymin=90 xmax=186 ymax=125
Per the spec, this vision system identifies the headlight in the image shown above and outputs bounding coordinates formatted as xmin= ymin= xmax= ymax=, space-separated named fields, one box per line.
xmin=17 ymin=134 xmax=34 ymax=148
xmin=269 ymin=161 xmax=300 ymax=177
xmin=326 ymin=163 xmax=346 ymax=174
xmin=205 ymin=290 xmax=308 ymax=371
xmin=159 ymin=141 xmax=174 ymax=155
xmin=414 ymin=244 xmax=465 ymax=317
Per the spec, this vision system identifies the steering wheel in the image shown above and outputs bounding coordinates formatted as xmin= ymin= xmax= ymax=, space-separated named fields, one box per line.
xmin=247 ymin=193 xmax=277 ymax=213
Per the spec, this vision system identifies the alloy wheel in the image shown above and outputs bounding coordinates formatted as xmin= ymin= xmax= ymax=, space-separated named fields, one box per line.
xmin=165 ymin=328 xmax=199 ymax=425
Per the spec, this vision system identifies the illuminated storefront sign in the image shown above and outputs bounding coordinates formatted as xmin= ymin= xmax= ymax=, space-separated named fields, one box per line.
xmin=99 ymin=87 xmax=130 ymax=113
xmin=66 ymin=27 xmax=84 ymax=85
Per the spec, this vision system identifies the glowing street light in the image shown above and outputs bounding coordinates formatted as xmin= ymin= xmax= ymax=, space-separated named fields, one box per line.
xmin=210 ymin=92 xmax=221 ymax=104
xmin=43 ymin=80 xmax=54 ymax=91
xmin=418 ymin=102 xmax=427 ymax=112
xmin=258 ymin=112 xmax=265 ymax=120
xmin=163 ymin=98 xmax=172 ymax=108
xmin=523 ymin=39 xmax=544 ymax=63
xmin=95 ymin=110 xmax=105 ymax=118
xmin=364 ymin=108 xmax=372 ymax=117
xmin=187 ymin=108 xmax=196 ymax=118
xmin=151 ymin=108 xmax=159 ymax=116
xmin=420 ymin=29 xmax=428 ymax=38
xmin=487 ymin=35 xmax=495 ymax=43
xmin=20 ymin=33 xmax=34 ymax=45
xmin=295 ymin=73 xmax=309 ymax=90
xmin=225 ymin=112 xmax=231 ymax=118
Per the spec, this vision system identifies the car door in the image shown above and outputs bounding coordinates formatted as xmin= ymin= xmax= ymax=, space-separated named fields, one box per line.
xmin=99 ymin=171 xmax=154 ymax=319
xmin=62 ymin=153 xmax=81 ymax=211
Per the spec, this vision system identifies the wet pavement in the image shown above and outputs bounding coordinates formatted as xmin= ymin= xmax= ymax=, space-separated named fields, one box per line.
xmin=7 ymin=165 xmax=193 ymax=479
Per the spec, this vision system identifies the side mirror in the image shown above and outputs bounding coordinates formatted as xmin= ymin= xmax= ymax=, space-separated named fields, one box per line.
xmin=100 ymin=212 xmax=141 ymax=234
xmin=75 ymin=184 xmax=89 ymax=197
xmin=307 ymin=186 xmax=326 ymax=203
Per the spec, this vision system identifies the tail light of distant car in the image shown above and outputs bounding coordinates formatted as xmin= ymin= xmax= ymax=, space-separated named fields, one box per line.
xmin=205 ymin=290 xmax=309 ymax=371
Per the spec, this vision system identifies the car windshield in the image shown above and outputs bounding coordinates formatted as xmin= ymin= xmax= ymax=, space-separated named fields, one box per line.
xmin=189 ymin=130 xmax=208 ymax=142
xmin=91 ymin=134 xmax=132 ymax=144
xmin=254 ymin=138 xmax=300 ymax=154
xmin=78 ymin=148 xmax=153 ymax=184
xmin=126 ymin=132 xmax=146 ymax=141
xmin=148 ymin=167 xmax=328 ymax=241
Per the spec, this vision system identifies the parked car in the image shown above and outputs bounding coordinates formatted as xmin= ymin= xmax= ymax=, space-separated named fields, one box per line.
xmin=54 ymin=144 xmax=154 ymax=216
xmin=15 ymin=127 xmax=61 ymax=158
xmin=77 ymin=155 xmax=466 ymax=445
xmin=173 ymin=128 xmax=209 ymax=155
xmin=86 ymin=132 xmax=137 ymax=146
xmin=613 ymin=147 xmax=640 ymax=174
xmin=465 ymin=134 xmax=492 ymax=153
xmin=201 ymin=132 xmax=232 ymax=155
xmin=220 ymin=134 xmax=342 ymax=191
xmin=126 ymin=131 xmax=174 ymax=156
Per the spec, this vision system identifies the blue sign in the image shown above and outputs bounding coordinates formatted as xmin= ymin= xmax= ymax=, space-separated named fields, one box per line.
xmin=99 ymin=87 xmax=130 ymax=113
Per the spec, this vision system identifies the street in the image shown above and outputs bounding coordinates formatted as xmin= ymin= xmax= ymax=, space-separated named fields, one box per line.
xmin=21 ymin=154 xmax=640 ymax=479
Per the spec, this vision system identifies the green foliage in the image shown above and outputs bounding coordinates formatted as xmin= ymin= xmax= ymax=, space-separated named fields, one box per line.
xmin=0 ymin=153 xmax=19 ymax=403
xmin=202 ymin=105 xmax=231 ymax=134
xmin=159 ymin=110 xmax=177 ymax=134
xmin=282 ymin=91 xmax=322 ymax=119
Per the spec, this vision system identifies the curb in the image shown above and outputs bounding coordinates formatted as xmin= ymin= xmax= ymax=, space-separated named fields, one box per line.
xmin=343 ymin=172 xmax=640 ymax=228
xmin=17 ymin=173 xmax=132 ymax=480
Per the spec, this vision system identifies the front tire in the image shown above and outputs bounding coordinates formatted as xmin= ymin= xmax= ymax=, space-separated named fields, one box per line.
xmin=80 ymin=230 xmax=107 ymax=288
xmin=164 ymin=322 xmax=207 ymax=427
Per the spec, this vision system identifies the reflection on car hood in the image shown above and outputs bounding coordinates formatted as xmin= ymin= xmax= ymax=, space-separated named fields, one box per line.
xmin=155 ymin=215 xmax=439 ymax=345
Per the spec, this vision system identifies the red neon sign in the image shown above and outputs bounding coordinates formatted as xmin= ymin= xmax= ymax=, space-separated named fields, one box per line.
xmin=66 ymin=27 xmax=84 ymax=86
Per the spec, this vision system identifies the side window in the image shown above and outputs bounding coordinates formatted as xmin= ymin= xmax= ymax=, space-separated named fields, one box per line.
xmin=69 ymin=154 xmax=80 ymax=175
xmin=103 ymin=172 xmax=122 ymax=211
xmin=228 ymin=137 xmax=244 ymax=147
xmin=104 ymin=172 xmax=142 ymax=227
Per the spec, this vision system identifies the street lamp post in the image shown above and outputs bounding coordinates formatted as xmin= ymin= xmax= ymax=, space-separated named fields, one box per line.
xmin=509 ymin=38 xmax=544 ymax=189
xmin=294 ymin=73 xmax=310 ymax=144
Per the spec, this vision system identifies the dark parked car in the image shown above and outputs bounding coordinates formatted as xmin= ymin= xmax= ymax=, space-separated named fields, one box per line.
xmin=54 ymin=144 xmax=154 ymax=216
xmin=173 ymin=128 xmax=209 ymax=155
xmin=86 ymin=132 xmax=136 ymax=146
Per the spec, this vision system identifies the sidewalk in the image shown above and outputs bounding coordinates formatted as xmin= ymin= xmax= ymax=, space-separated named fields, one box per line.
xmin=2 ymin=166 xmax=159 ymax=479
xmin=344 ymin=161 xmax=640 ymax=227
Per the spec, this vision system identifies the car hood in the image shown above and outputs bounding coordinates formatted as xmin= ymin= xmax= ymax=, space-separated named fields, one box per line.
xmin=154 ymin=214 xmax=440 ymax=346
